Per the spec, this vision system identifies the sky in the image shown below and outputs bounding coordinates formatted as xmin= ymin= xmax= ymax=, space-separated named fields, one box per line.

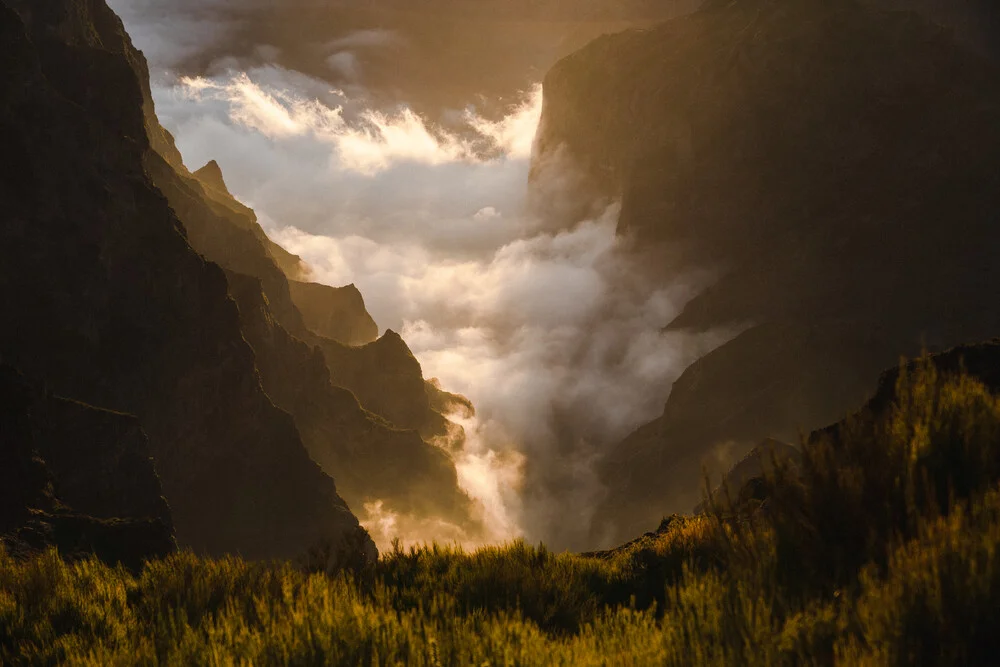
xmin=109 ymin=0 xmax=727 ymax=551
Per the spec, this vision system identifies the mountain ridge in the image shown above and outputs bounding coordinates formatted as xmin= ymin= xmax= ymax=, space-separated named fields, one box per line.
xmin=536 ymin=0 xmax=1000 ymax=544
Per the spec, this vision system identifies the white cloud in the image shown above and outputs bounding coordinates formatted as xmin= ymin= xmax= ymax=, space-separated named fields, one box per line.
xmin=150 ymin=64 xmax=727 ymax=550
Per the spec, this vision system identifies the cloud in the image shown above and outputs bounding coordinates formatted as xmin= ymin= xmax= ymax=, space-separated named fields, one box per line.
xmin=326 ymin=29 xmax=401 ymax=52
xmin=273 ymin=208 xmax=728 ymax=549
xmin=148 ymin=61 xmax=727 ymax=551
xmin=107 ymin=0 xmax=239 ymax=71
xmin=175 ymin=72 xmax=542 ymax=172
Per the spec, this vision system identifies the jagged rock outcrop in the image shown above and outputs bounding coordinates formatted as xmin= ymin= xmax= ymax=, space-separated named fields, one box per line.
xmin=130 ymin=62 xmax=474 ymax=504
xmin=313 ymin=331 xmax=454 ymax=439
xmin=146 ymin=107 xmax=466 ymax=446
xmin=0 ymin=365 xmax=175 ymax=569
xmin=426 ymin=378 xmax=476 ymax=422
xmin=289 ymin=280 xmax=379 ymax=347
xmin=536 ymin=0 xmax=1000 ymax=544
xmin=129 ymin=48 xmax=475 ymax=528
xmin=188 ymin=159 xmax=312 ymax=280
xmin=0 ymin=0 xmax=370 ymax=561
xmin=225 ymin=271 xmax=479 ymax=532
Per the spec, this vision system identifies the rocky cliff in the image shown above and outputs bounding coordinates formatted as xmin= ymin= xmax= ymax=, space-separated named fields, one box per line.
xmin=288 ymin=281 xmax=379 ymax=348
xmin=93 ymin=0 xmax=481 ymax=535
xmin=0 ymin=0 xmax=370 ymax=561
xmin=537 ymin=0 xmax=1000 ymax=543
xmin=225 ymin=271 xmax=480 ymax=535
xmin=178 ymin=154 xmax=469 ymax=443
xmin=0 ymin=365 xmax=176 ymax=569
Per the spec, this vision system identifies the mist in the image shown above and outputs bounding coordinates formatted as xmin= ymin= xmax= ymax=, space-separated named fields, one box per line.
xmin=113 ymin=3 xmax=728 ymax=551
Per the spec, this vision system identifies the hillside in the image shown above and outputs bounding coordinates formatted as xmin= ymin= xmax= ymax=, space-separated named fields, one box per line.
xmin=535 ymin=0 xmax=1000 ymax=544
xmin=0 ymin=0 xmax=376 ymax=560
xmin=6 ymin=344 xmax=1000 ymax=663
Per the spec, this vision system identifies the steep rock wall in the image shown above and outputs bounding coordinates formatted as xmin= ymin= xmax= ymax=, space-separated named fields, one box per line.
xmin=0 ymin=0 xmax=369 ymax=561
xmin=536 ymin=0 xmax=1000 ymax=544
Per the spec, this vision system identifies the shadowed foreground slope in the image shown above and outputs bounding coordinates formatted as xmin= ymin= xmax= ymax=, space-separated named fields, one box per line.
xmin=5 ymin=344 xmax=1000 ymax=664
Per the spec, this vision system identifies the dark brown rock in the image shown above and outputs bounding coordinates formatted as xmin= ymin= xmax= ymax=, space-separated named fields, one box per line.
xmin=536 ymin=0 xmax=1000 ymax=545
xmin=0 ymin=364 xmax=175 ymax=569
xmin=0 ymin=0 xmax=369 ymax=561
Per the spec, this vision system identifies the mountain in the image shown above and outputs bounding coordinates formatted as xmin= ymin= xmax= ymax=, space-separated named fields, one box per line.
xmin=224 ymin=270 xmax=478 ymax=534
xmin=536 ymin=0 xmax=1000 ymax=544
xmin=0 ymin=365 xmax=175 ymax=570
xmin=0 ymin=0 xmax=370 ymax=561
xmin=77 ymin=0 xmax=482 ymax=536
xmin=287 ymin=281 xmax=379 ymax=348
xmin=139 ymin=78 xmax=480 ymax=533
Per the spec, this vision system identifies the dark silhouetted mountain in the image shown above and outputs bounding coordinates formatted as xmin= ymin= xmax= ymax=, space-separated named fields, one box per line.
xmin=536 ymin=0 xmax=1000 ymax=544
xmin=0 ymin=365 xmax=175 ymax=570
xmin=98 ymin=2 xmax=479 ymax=533
xmin=0 ymin=0 xmax=371 ymax=561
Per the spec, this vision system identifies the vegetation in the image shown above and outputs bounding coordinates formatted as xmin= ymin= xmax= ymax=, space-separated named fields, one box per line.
xmin=4 ymin=359 xmax=1000 ymax=665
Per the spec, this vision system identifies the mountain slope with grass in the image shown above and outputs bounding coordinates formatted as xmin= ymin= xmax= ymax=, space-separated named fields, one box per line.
xmin=5 ymin=344 xmax=1000 ymax=664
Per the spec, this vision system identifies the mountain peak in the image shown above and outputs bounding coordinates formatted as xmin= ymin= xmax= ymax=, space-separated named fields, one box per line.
xmin=193 ymin=160 xmax=231 ymax=196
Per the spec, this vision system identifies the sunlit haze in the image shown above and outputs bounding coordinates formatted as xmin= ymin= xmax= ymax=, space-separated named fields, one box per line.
xmin=110 ymin=2 xmax=728 ymax=551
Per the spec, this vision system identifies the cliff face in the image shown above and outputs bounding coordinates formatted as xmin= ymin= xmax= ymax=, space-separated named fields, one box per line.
xmin=314 ymin=331 xmax=458 ymax=440
xmin=180 ymin=155 xmax=463 ymax=442
xmin=0 ymin=365 xmax=175 ymax=569
xmin=0 ymin=0 xmax=369 ymax=560
xmin=537 ymin=0 xmax=1000 ymax=543
xmin=288 ymin=281 xmax=379 ymax=348
xmin=225 ymin=271 xmax=479 ymax=534
xmin=92 ymin=0 xmax=478 ymax=534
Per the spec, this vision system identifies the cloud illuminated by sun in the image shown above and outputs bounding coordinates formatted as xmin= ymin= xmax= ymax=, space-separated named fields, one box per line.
xmin=179 ymin=73 xmax=542 ymax=174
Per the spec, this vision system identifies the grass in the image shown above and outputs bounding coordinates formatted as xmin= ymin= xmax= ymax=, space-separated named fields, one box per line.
xmin=4 ymin=358 xmax=1000 ymax=665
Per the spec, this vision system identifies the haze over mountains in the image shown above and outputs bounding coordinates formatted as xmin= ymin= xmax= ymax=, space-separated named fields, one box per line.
xmin=3 ymin=0 xmax=1000 ymax=565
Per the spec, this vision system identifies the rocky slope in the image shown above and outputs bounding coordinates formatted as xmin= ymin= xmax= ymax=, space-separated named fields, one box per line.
xmin=1 ymin=0 xmax=370 ymax=561
xmin=0 ymin=365 xmax=176 ymax=569
xmin=155 ymin=119 xmax=479 ymax=532
xmin=96 ymin=0 xmax=481 ymax=535
xmin=536 ymin=0 xmax=1000 ymax=543
xmin=287 ymin=280 xmax=379 ymax=348
xmin=176 ymin=156 xmax=471 ymax=443
xmin=225 ymin=271 xmax=479 ymax=535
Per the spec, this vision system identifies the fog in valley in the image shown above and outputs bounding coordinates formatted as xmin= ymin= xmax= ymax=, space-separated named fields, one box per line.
xmin=109 ymin=0 xmax=726 ymax=551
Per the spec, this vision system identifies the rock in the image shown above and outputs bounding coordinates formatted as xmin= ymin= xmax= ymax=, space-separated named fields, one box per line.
xmin=536 ymin=0 xmax=1000 ymax=546
xmin=0 ymin=0 xmax=370 ymax=561
xmin=0 ymin=364 xmax=175 ymax=569
xmin=289 ymin=281 xmax=379 ymax=347
xmin=193 ymin=160 xmax=232 ymax=196
xmin=225 ymin=271 xmax=479 ymax=532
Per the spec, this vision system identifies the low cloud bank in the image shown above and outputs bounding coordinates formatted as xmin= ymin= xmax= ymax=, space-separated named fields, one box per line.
xmin=148 ymin=60 xmax=724 ymax=550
